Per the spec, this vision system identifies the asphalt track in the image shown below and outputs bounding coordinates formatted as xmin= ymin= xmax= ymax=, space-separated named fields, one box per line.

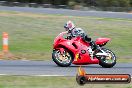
xmin=0 ymin=6 xmax=132 ymax=19
xmin=0 ymin=6 xmax=132 ymax=76
xmin=0 ymin=60 xmax=132 ymax=76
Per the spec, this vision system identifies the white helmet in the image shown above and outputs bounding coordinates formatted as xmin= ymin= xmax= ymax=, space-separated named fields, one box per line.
xmin=64 ymin=21 xmax=75 ymax=31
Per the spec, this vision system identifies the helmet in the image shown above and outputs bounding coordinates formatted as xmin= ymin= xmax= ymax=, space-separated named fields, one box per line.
xmin=64 ymin=21 xmax=75 ymax=31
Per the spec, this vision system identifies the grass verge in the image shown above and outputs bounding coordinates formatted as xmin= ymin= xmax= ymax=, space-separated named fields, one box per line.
xmin=0 ymin=76 xmax=131 ymax=88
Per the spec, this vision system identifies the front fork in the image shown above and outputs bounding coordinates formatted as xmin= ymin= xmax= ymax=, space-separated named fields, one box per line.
xmin=54 ymin=48 xmax=65 ymax=55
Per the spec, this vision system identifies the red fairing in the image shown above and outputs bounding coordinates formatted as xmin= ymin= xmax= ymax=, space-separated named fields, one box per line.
xmin=95 ymin=38 xmax=110 ymax=45
xmin=53 ymin=32 xmax=99 ymax=65
xmin=53 ymin=32 xmax=67 ymax=48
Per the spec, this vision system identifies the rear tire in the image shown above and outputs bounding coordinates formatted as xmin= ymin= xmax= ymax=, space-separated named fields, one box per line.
xmin=52 ymin=49 xmax=73 ymax=67
xmin=98 ymin=48 xmax=116 ymax=68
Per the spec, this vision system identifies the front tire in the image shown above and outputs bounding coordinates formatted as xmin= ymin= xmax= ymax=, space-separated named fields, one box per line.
xmin=98 ymin=48 xmax=116 ymax=68
xmin=52 ymin=49 xmax=73 ymax=67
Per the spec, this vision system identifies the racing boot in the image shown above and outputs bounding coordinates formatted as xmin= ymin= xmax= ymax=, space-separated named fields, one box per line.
xmin=89 ymin=41 xmax=99 ymax=51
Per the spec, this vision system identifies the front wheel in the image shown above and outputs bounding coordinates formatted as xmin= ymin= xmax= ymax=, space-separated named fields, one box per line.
xmin=52 ymin=49 xmax=73 ymax=67
xmin=97 ymin=48 xmax=116 ymax=68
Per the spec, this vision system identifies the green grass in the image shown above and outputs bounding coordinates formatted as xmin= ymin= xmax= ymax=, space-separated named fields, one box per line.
xmin=0 ymin=76 xmax=131 ymax=88
xmin=0 ymin=11 xmax=132 ymax=62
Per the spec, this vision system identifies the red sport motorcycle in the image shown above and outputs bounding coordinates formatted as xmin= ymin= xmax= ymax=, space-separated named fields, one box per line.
xmin=52 ymin=32 xmax=116 ymax=68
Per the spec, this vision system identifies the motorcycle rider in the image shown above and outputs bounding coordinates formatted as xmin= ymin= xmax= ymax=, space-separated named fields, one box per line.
xmin=64 ymin=21 xmax=98 ymax=51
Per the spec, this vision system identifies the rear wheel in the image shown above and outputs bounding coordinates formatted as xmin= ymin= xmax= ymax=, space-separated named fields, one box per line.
xmin=52 ymin=49 xmax=73 ymax=67
xmin=97 ymin=48 xmax=116 ymax=68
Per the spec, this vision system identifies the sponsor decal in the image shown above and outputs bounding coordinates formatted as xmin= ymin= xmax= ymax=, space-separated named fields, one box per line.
xmin=67 ymin=42 xmax=71 ymax=45
xmin=75 ymin=53 xmax=79 ymax=61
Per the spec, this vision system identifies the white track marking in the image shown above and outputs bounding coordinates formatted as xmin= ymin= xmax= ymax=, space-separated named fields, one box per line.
xmin=0 ymin=74 xmax=132 ymax=78
xmin=0 ymin=74 xmax=65 ymax=76
xmin=29 ymin=75 xmax=66 ymax=76
xmin=0 ymin=74 xmax=7 ymax=76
